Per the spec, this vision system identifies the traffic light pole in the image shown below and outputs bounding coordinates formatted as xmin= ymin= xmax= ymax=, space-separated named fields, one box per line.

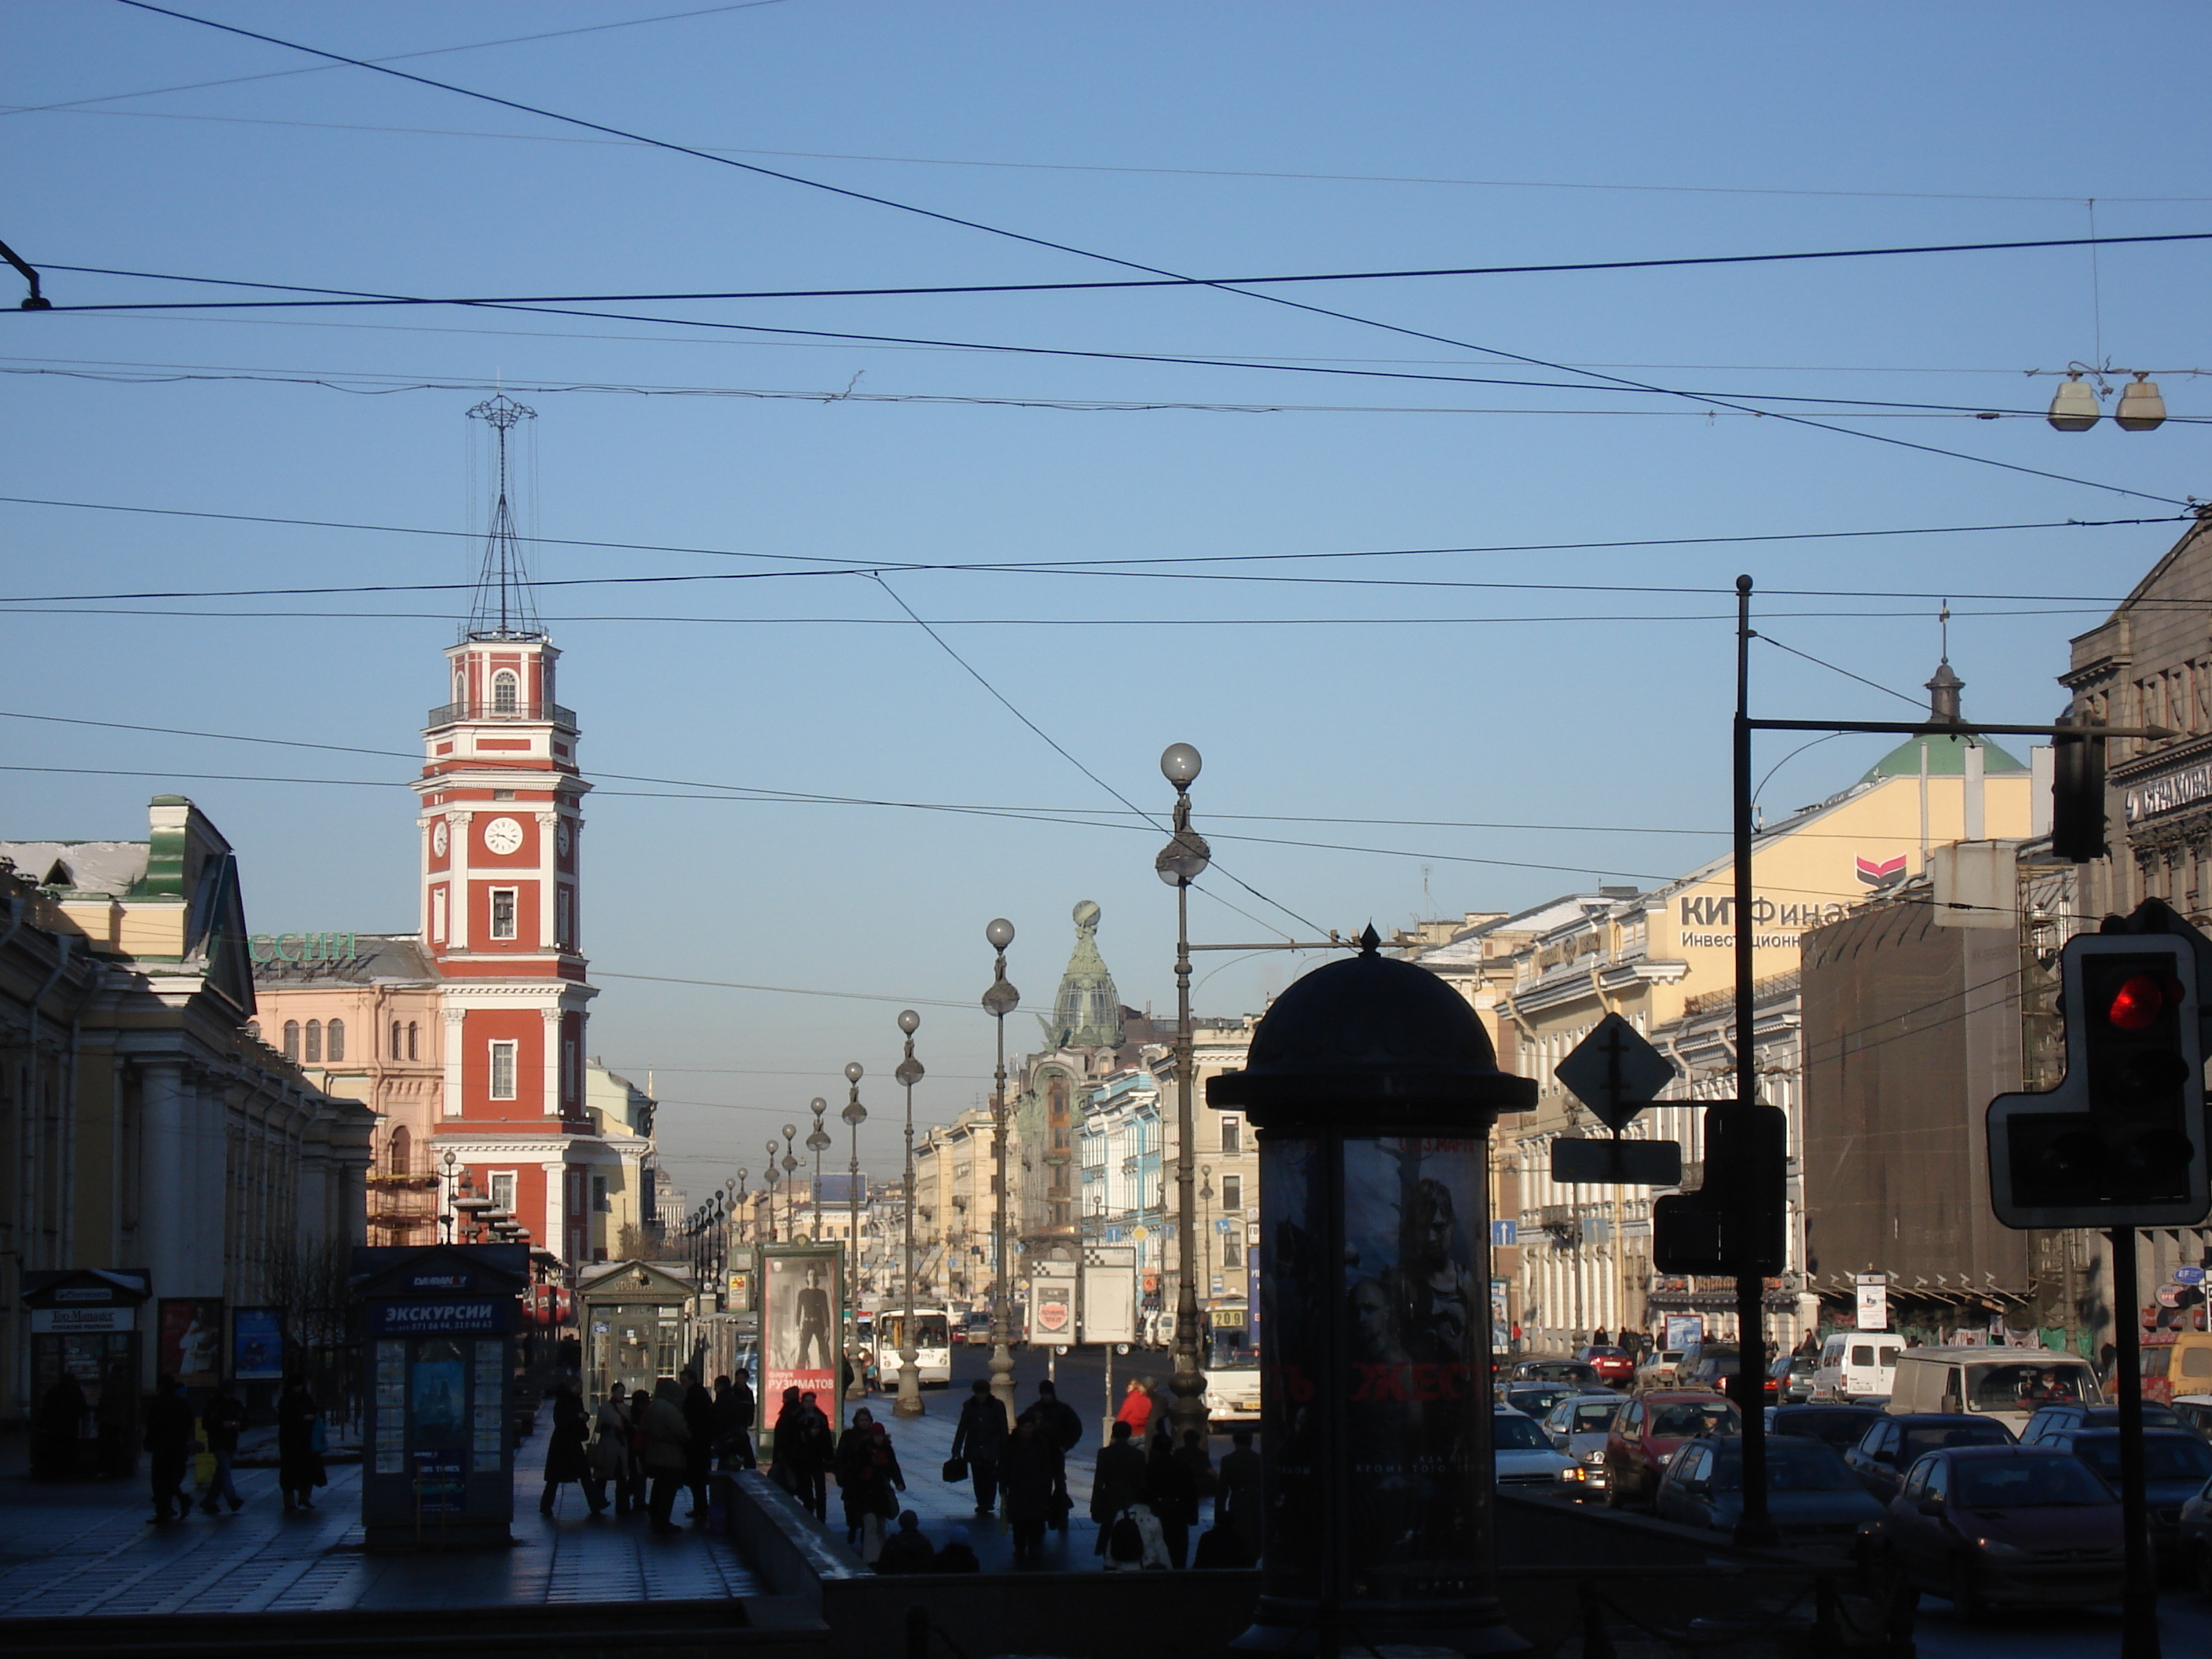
xmin=1731 ymin=576 xmax=1776 ymax=1550
xmin=2108 ymin=1229 xmax=2160 ymax=1659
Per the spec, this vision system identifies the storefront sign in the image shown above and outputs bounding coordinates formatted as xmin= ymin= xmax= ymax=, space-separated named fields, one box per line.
xmin=1855 ymin=1274 xmax=1888 ymax=1331
xmin=2126 ymin=758 xmax=2212 ymax=826
xmin=31 ymin=1306 xmax=134 ymax=1334
xmin=247 ymin=932 xmax=359 ymax=963
xmin=367 ymin=1298 xmax=509 ymax=1335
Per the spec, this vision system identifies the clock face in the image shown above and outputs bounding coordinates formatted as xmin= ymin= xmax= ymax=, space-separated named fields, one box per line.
xmin=555 ymin=820 xmax=572 ymax=856
xmin=431 ymin=822 xmax=449 ymax=857
xmin=482 ymin=816 xmax=525 ymax=856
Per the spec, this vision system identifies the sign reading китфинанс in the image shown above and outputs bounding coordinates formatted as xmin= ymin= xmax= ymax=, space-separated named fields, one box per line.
xmin=2126 ymin=757 xmax=2212 ymax=826
xmin=366 ymin=1299 xmax=508 ymax=1335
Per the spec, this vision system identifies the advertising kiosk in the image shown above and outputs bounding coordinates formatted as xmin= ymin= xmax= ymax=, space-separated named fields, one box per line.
xmin=351 ymin=1244 xmax=529 ymax=1550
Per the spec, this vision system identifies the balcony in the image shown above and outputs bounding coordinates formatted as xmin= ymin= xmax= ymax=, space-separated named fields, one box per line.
xmin=426 ymin=699 xmax=577 ymax=731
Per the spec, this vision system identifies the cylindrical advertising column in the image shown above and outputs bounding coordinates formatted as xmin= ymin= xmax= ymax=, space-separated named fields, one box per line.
xmin=1210 ymin=930 xmax=1536 ymax=1657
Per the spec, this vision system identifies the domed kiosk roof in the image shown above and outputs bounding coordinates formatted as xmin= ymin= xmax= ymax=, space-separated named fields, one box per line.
xmin=1207 ymin=927 xmax=1536 ymax=1130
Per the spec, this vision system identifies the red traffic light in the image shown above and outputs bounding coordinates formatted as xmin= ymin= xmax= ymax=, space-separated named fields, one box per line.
xmin=2105 ymin=972 xmax=2177 ymax=1031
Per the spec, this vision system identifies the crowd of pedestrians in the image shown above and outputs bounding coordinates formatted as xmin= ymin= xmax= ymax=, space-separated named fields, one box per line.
xmin=541 ymin=1364 xmax=762 ymax=1536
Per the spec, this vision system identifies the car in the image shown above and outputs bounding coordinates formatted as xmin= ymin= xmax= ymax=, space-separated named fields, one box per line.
xmin=1492 ymin=1408 xmax=1581 ymax=1493
xmin=1501 ymin=1382 xmax=1582 ymax=1419
xmin=1871 ymin=1445 xmax=2123 ymax=1617
xmin=1884 ymin=1346 xmax=2103 ymax=1436
xmin=2177 ymin=1463 xmax=2212 ymax=1595
xmin=1512 ymin=1357 xmax=1602 ymax=1386
xmin=2017 ymin=1400 xmax=2185 ymax=1445
xmin=2039 ymin=1427 xmax=2212 ymax=1568
xmin=1634 ymin=1350 xmax=1686 ymax=1390
xmin=1814 ymin=1331 xmax=1901 ymax=1402
xmin=1541 ymin=1392 xmax=1624 ymax=1493
xmin=1604 ymin=1390 xmax=1741 ymax=1509
xmin=1575 ymin=1344 xmax=1634 ymax=1385
xmin=2173 ymin=1393 xmax=2212 ymax=1441
xmin=1770 ymin=1352 xmax=1822 ymax=1403
xmin=1655 ymin=1434 xmax=1884 ymax=1545
xmin=1768 ymin=1403 xmax=1885 ymax=1458
xmin=1843 ymin=1413 xmax=2014 ymax=1504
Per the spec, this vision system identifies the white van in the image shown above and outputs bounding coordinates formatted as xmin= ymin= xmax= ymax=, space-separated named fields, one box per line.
xmin=1884 ymin=1346 xmax=2103 ymax=1435
xmin=1814 ymin=1331 xmax=1901 ymax=1401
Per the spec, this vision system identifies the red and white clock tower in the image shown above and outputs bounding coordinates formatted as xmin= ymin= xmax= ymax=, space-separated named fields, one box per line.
xmin=423 ymin=394 xmax=605 ymax=1267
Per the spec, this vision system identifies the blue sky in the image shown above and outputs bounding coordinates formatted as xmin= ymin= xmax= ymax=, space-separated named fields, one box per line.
xmin=5 ymin=2 xmax=2207 ymax=1197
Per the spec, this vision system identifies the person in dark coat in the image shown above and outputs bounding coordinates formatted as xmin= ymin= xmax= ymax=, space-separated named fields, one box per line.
xmin=1174 ymin=1427 xmax=1218 ymax=1526
xmin=770 ymin=1386 xmax=830 ymax=1521
xmin=1218 ymin=1426 xmax=1264 ymax=1558
xmin=1146 ymin=1429 xmax=1199 ymax=1567
xmin=198 ymin=1377 xmax=249 ymax=1514
xmin=715 ymin=1368 xmax=757 ymax=1470
xmin=680 ymin=1368 xmax=717 ymax=1522
xmin=949 ymin=1379 xmax=1007 ymax=1516
xmin=1090 ymin=1419 xmax=1149 ymax=1557
xmin=874 ymin=1509 xmax=937 ymax=1573
xmin=587 ymin=1382 xmax=637 ymax=1515
xmin=33 ymin=1372 xmax=90 ymax=1481
xmin=1031 ymin=1379 xmax=1082 ymax=1529
xmin=143 ymin=1372 xmax=196 ymax=1522
xmin=276 ymin=1376 xmax=324 ymax=1512
xmin=999 ymin=1412 xmax=1059 ymax=1569
xmin=639 ymin=1378 xmax=692 ymax=1535
xmin=540 ymin=1379 xmax=595 ymax=1515
xmin=794 ymin=1390 xmax=833 ymax=1520
xmin=933 ymin=1525 xmax=981 ymax=1573
xmin=833 ymin=1408 xmax=906 ymax=1555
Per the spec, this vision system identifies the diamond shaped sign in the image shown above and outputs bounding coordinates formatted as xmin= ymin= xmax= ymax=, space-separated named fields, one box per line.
xmin=1553 ymin=1013 xmax=1676 ymax=1133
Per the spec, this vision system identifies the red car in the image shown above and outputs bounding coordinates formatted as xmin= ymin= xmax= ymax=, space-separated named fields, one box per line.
xmin=1873 ymin=1445 xmax=2122 ymax=1616
xmin=1576 ymin=1344 xmax=1634 ymax=1385
xmin=1604 ymin=1390 xmax=1741 ymax=1508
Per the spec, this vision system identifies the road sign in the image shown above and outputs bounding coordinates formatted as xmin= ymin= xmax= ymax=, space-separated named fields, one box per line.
xmin=1555 ymin=1013 xmax=1677 ymax=1133
xmin=2175 ymin=1266 xmax=2206 ymax=1285
xmin=1550 ymin=1136 xmax=1683 ymax=1186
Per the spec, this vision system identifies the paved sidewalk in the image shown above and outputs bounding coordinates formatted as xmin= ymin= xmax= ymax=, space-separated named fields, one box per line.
xmin=0 ymin=1452 xmax=757 ymax=1617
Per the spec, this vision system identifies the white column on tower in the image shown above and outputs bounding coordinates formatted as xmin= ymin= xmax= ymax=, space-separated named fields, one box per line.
xmin=450 ymin=811 xmax=474 ymax=950
xmin=542 ymin=1006 xmax=562 ymax=1116
xmin=535 ymin=811 xmax=558 ymax=949
xmin=441 ymin=1007 xmax=466 ymax=1117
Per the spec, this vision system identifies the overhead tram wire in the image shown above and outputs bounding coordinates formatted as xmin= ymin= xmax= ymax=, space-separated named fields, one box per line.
xmin=106 ymin=1 xmax=2193 ymax=507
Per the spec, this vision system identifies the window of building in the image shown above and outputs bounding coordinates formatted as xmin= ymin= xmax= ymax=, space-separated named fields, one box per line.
xmin=1222 ymin=1235 xmax=1243 ymax=1269
xmin=1221 ymin=1174 xmax=1242 ymax=1213
xmin=490 ymin=1040 xmax=518 ymax=1100
xmin=490 ymin=888 xmax=518 ymax=939
xmin=556 ymin=887 xmax=573 ymax=948
xmin=407 ymin=1021 xmax=419 ymax=1061
xmin=492 ymin=669 xmax=519 ymax=715
xmin=431 ymin=886 xmax=448 ymax=943
xmin=390 ymin=1020 xmax=403 ymax=1060
xmin=489 ymin=1170 xmax=516 ymax=1213
xmin=305 ymin=1020 xmax=322 ymax=1064
xmin=282 ymin=1020 xmax=300 ymax=1060
xmin=389 ymin=1125 xmax=412 ymax=1176
xmin=326 ymin=1019 xmax=345 ymax=1062
xmin=563 ymin=1038 xmax=578 ymax=1103
xmin=1220 ymin=1116 xmax=1241 ymax=1155
xmin=592 ymin=1174 xmax=609 ymax=1214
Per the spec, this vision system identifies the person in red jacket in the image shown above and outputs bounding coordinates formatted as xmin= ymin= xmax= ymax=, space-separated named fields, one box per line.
xmin=1115 ymin=1376 xmax=1154 ymax=1439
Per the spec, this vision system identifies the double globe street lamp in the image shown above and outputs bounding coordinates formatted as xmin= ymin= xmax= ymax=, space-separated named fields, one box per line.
xmin=981 ymin=916 xmax=1020 ymax=1420
xmin=892 ymin=1009 xmax=926 ymax=1418
xmin=1155 ymin=742 xmax=1211 ymax=1446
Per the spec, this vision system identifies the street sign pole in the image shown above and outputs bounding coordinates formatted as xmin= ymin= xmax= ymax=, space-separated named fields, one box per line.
xmin=2110 ymin=1228 xmax=2159 ymax=1659
xmin=1731 ymin=575 xmax=1776 ymax=1551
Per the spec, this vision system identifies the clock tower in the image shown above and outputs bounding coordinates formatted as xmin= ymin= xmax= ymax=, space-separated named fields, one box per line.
xmin=420 ymin=394 xmax=602 ymax=1265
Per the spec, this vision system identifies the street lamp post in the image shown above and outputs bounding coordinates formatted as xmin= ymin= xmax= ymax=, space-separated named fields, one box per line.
xmin=1155 ymin=741 xmax=1210 ymax=1446
xmin=441 ymin=1150 xmax=458 ymax=1243
xmin=764 ymin=1141 xmax=782 ymax=1243
xmin=808 ymin=1097 xmax=831 ymax=1240
xmin=734 ymin=1167 xmax=749 ymax=1247
xmin=894 ymin=1009 xmax=925 ymax=1418
xmin=1199 ymin=1163 xmax=1214 ymax=1302
xmin=782 ymin=1124 xmax=799 ymax=1242
xmin=842 ymin=1062 xmax=866 ymax=1384
xmin=982 ymin=917 xmax=1020 ymax=1421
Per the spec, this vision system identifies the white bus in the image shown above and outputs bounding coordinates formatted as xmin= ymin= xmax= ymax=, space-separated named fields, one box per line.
xmin=870 ymin=1308 xmax=955 ymax=1389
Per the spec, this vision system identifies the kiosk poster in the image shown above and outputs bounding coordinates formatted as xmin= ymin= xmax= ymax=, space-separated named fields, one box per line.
xmin=762 ymin=1247 xmax=841 ymax=1432
xmin=158 ymin=1298 xmax=225 ymax=1384
xmin=232 ymin=1306 xmax=284 ymax=1380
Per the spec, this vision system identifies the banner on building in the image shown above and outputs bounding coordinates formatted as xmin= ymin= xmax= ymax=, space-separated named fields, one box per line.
xmin=1029 ymin=1265 xmax=1077 ymax=1347
xmin=232 ymin=1306 xmax=285 ymax=1379
xmin=760 ymin=1244 xmax=843 ymax=1434
xmin=1855 ymin=1274 xmax=1888 ymax=1331
xmin=1664 ymin=1313 xmax=1705 ymax=1353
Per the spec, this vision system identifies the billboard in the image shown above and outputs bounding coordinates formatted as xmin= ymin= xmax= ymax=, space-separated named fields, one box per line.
xmin=761 ymin=1245 xmax=843 ymax=1434
xmin=232 ymin=1306 xmax=285 ymax=1380
xmin=1029 ymin=1267 xmax=1077 ymax=1346
xmin=158 ymin=1298 xmax=224 ymax=1385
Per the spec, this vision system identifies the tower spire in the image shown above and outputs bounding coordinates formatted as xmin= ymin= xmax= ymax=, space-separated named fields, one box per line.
xmin=465 ymin=394 xmax=543 ymax=641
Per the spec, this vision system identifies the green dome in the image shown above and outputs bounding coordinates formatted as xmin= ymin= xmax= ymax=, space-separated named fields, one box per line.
xmin=1860 ymin=732 xmax=2027 ymax=782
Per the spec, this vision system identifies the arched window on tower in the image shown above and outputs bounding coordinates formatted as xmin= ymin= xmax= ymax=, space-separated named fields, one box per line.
xmin=492 ymin=669 xmax=519 ymax=716
xmin=389 ymin=1124 xmax=412 ymax=1177
xmin=408 ymin=1021 xmax=419 ymax=1060
xmin=305 ymin=1020 xmax=322 ymax=1064
xmin=282 ymin=1020 xmax=300 ymax=1060
xmin=327 ymin=1019 xmax=346 ymax=1062
xmin=391 ymin=1020 xmax=403 ymax=1060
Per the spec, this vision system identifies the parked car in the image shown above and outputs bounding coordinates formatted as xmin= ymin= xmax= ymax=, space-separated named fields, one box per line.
xmin=2177 ymin=1467 xmax=2212 ymax=1595
xmin=1770 ymin=1351 xmax=1821 ymax=1404
xmin=1512 ymin=1357 xmax=1602 ymax=1386
xmin=1492 ymin=1408 xmax=1580 ymax=1493
xmin=1871 ymin=1445 xmax=2123 ymax=1617
xmin=1814 ymin=1331 xmax=1901 ymax=1402
xmin=2171 ymin=1393 xmax=2212 ymax=1441
xmin=1604 ymin=1390 xmax=1741 ymax=1509
xmin=2141 ymin=1329 xmax=2212 ymax=1405
xmin=1542 ymin=1392 xmax=1624 ymax=1495
xmin=2038 ymin=1427 xmax=2212 ymax=1568
xmin=1501 ymin=1382 xmax=1581 ymax=1419
xmin=1884 ymin=1347 xmax=2103 ymax=1436
xmin=1634 ymin=1349 xmax=1686 ymax=1390
xmin=2017 ymin=1400 xmax=2185 ymax=1445
xmin=1575 ymin=1344 xmax=1634 ymax=1385
xmin=1655 ymin=1434 xmax=1884 ymax=1545
xmin=1844 ymin=1413 xmax=2014 ymax=1504
xmin=1768 ymin=1403 xmax=1885 ymax=1458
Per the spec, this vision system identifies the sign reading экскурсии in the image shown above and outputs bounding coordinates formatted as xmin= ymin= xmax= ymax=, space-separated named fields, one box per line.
xmin=2125 ymin=757 xmax=2212 ymax=826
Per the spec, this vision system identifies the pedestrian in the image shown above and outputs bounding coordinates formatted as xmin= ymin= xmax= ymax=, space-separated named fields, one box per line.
xmin=834 ymin=1408 xmax=906 ymax=1559
xmin=794 ymin=1390 xmax=833 ymax=1520
xmin=1146 ymin=1429 xmax=1199 ymax=1567
xmin=34 ymin=1371 xmax=90 ymax=1481
xmin=639 ymin=1377 xmax=692 ymax=1536
xmin=276 ymin=1375 xmax=325 ymax=1512
xmin=1032 ymin=1379 xmax=1082 ymax=1529
xmin=540 ymin=1378 xmax=595 ymax=1515
xmin=1104 ymin=1500 xmax=1171 ymax=1571
xmin=999 ymin=1411 xmax=1058 ymax=1569
xmin=588 ymin=1382 xmax=636 ymax=1514
xmin=1174 ymin=1427 xmax=1217 ymax=1525
xmin=1090 ymin=1419 xmax=1148 ymax=1559
xmin=680 ymin=1367 xmax=717 ymax=1522
xmin=874 ymin=1509 xmax=937 ymax=1573
xmin=143 ymin=1372 xmax=197 ymax=1523
xmin=934 ymin=1524 xmax=981 ymax=1573
xmin=715 ymin=1368 xmax=757 ymax=1470
xmin=949 ymin=1379 xmax=1006 ymax=1518
xmin=198 ymin=1377 xmax=248 ymax=1514
xmin=1114 ymin=1376 xmax=1153 ymax=1440
xmin=1218 ymin=1426 xmax=1263 ymax=1559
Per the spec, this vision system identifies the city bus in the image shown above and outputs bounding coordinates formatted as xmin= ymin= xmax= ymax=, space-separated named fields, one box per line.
xmin=870 ymin=1307 xmax=955 ymax=1388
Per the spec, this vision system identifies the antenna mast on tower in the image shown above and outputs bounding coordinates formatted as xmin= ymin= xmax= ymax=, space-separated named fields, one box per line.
xmin=465 ymin=393 xmax=542 ymax=641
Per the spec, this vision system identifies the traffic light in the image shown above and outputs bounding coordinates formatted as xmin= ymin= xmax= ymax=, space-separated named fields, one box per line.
xmin=1651 ymin=1101 xmax=1786 ymax=1275
xmin=1989 ymin=917 xmax=2209 ymax=1229
xmin=2049 ymin=724 xmax=2108 ymax=863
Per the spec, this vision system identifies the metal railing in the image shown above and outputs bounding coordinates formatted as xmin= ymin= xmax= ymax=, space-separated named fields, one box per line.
xmin=425 ymin=699 xmax=577 ymax=729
